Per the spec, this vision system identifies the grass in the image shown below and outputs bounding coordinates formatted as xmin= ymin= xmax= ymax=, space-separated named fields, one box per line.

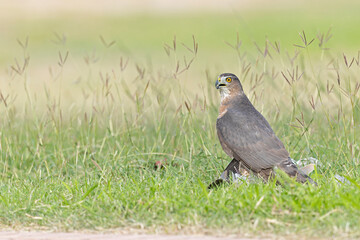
xmin=1 ymin=7 xmax=360 ymax=238
xmin=3 ymin=4 xmax=360 ymax=62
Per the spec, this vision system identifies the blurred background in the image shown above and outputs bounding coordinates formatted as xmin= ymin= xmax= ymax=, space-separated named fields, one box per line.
xmin=0 ymin=0 xmax=360 ymax=118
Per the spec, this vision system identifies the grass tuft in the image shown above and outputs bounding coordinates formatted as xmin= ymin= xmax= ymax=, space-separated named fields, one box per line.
xmin=0 ymin=15 xmax=360 ymax=238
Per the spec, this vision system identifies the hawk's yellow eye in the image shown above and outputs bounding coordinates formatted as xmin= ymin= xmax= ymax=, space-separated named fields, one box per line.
xmin=226 ymin=77 xmax=232 ymax=82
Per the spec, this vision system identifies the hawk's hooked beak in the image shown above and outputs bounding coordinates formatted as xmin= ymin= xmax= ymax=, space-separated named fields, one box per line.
xmin=215 ymin=78 xmax=227 ymax=89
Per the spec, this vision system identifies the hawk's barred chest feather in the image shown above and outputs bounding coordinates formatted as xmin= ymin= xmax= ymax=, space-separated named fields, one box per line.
xmin=218 ymin=89 xmax=243 ymax=118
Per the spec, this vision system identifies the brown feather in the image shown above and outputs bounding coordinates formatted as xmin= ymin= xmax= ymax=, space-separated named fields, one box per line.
xmin=215 ymin=73 xmax=315 ymax=184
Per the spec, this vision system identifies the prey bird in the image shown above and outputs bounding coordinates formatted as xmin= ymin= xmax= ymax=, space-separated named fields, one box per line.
xmin=208 ymin=73 xmax=316 ymax=188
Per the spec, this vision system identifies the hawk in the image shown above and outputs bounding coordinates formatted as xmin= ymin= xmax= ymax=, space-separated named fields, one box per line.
xmin=208 ymin=73 xmax=316 ymax=188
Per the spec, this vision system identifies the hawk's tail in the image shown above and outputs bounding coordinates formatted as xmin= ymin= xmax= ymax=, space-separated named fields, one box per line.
xmin=278 ymin=158 xmax=317 ymax=185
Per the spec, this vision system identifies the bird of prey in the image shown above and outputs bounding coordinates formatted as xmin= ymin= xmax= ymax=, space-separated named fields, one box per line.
xmin=209 ymin=73 xmax=316 ymax=188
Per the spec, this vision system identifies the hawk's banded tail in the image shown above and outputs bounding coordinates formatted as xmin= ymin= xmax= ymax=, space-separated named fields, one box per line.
xmin=278 ymin=157 xmax=317 ymax=185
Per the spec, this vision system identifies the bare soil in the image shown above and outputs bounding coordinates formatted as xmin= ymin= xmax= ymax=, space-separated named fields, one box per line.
xmin=0 ymin=231 xmax=265 ymax=240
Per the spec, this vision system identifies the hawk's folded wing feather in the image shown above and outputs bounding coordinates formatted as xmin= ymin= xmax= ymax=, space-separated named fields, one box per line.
xmin=216 ymin=106 xmax=289 ymax=172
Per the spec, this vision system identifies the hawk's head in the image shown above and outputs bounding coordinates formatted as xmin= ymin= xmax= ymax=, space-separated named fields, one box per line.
xmin=215 ymin=73 xmax=243 ymax=100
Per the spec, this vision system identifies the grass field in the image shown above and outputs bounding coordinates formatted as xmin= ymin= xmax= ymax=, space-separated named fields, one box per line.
xmin=0 ymin=2 xmax=360 ymax=238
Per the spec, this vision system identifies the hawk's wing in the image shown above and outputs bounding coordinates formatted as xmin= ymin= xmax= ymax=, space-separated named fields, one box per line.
xmin=216 ymin=106 xmax=289 ymax=172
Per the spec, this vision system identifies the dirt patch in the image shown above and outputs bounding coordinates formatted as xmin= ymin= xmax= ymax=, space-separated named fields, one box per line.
xmin=0 ymin=231 xmax=263 ymax=240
